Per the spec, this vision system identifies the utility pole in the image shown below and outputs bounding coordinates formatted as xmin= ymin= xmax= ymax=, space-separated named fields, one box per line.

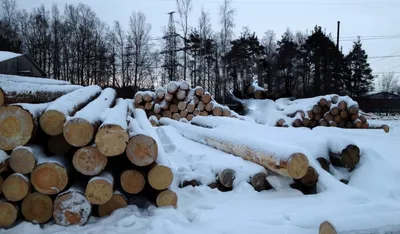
xmin=336 ymin=21 xmax=340 ymax=50
xmin=161 ymin=11 xmax=179 ymax=82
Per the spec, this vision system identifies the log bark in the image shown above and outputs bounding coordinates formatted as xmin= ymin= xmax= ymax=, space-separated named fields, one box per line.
xmin=85 ymin=172 xmax=114 ymax=205
xmin=0 ymin=103 xmax=48 ymax=151
xmin=72 ymin=146 xmax=107 ymax=176
xmin=95 ymin=98 xmax=129 ymax=157
xmin=2 ymin=173 xmax=30 ymax=201
xmin=0 ymin=200 xmax=18 ymax=228
xmin=160 ymin=118 xmax=309 ymax=179
xmin=31 ymin=155 xmax=69 ymax=195
xmin=148 ymin=165 xmax=173 ymax=190
xmin=319 ymin=221 xmax=337 ymax=234
xmin=63 ymin=88 xmax=117 ymax=147
xmin=0 ymin=159 xmax=8 ymax=174
xmin=40 ymin=85 xmax=102 ymax=136
xmin=179 ymin=180 xmax=200 ymax=188
xmin=53 ymin=185 xmax=92 ymax=226
xmin=0 ymin=74 xmax=71 ymax=85
xmin=98 ymin=192 xmax=128 ymax=217
xmin=120 ymin=169 xmax=146 ymax=194
xmin=47 ymin=134 xmax=71 ymax=156
xmin=21 ymin=192 xmax=53 ymax=224
xmin=250 ymin=172 xmax=272 ymax=191
xmin=0 ymin=82 xmax=81 ymax=106
xmin=156 ymin=190 xmax=178 ymax=208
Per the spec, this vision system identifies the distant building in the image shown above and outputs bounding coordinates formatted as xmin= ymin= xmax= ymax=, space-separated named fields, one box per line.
xmin=0 ymin=51 xmax=46 ymax=77
xmin=357 ymin=92 xmax=400 ymax=115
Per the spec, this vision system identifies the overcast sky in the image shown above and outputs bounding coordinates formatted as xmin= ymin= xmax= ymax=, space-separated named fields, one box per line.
xmin=17 ymin=0 xmax=400 ymax=78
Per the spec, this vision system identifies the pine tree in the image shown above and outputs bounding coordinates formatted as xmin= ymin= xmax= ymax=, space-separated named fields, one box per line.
xmin=345 ymin=38 xmax=374 ymax=98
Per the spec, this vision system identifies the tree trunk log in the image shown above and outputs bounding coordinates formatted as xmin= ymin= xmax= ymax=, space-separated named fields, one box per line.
xmin=72 ymin=146 xmax=107 ymax=176
xmin=194 ymin=86 xmax=204 ymax=96
xmin=156 ymin=190 xmax=178 ymax=208
xmin=85 ymin=172 xmax=114 ymax=205
xmin=218 ymin=169 xmax=235 ymax=188
xmin=0 ymin=200 xmax=18 ymax=228
xmin=9 ymin=146 xmax=38 ymax=174
xmin=2 ymin=173 xmax=30 ymax=201
xmin=202 ymin=92 xmax=212 ymax=104
xmin=167 ymin=81 xmax=179 ymax=94
xmin=155 ymin=87 xmax=166 ymax=99
xmin=98 ymin=192 xmax=127 ymax=217
xmin=21 ymin=192 xmax=53 ymax=224
xmin=329 ymin=144 xmax=360 ymax=169
xmin=319 ymin=221 xmax=337 ymax=234
xmin=250 ymin=172 xmax=272 ymax=191
xmin=148 ymin=165 xmax=173 ymax=190
xmin=120 ymin=169 xmax=146 ymax=194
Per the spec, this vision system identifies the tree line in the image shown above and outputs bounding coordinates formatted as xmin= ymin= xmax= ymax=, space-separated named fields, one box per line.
xmin=0 ymin=0 xmax=376 ymax=102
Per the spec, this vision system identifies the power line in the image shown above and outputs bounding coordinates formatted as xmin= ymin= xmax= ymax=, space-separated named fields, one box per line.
xmin=155 ymin=0 xmax=400 ymax=4
xmin=369 ymin=55 xmax=400 ymax=59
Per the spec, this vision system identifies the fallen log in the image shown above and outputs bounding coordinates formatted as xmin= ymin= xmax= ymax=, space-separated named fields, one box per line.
xmin=172 ymin=113 xmax=181 ymax=120
xmin=142 ymin=92 xmax=155 ymax=103
xmin=148 ymin=164 xmax=173 ymax=190
xmin=167 ymin=81 xmax=180 ymax=94
xmin=297 ymin=166 xmax=318 ymax=186
xmin=95 ymin=98 xmax=129 ymax=156
xmin=0 ymin=81 xmax=81 ymax=106
xmin=218 ymin=169 xmax=235 ymax=188
xmin=63 ymin=88 xmax=117 ymax=147
xmin=98 ymin=191 xmax=128 ymax=217
xmin=85 ymin=172 xmax=114 ymax=205
xmin=40 ymin=85 xmax=102 ymax=136
xmin=0 ymin=74 xmax=71 ymax=85
xmin=0 ymin=200 xmax=18 ymax=228
xmin=72 ymin=146 xmax=108 ymax=176
xmin=202 ymin=92 xmax=212 ymax=104
xmin=329 ymin=144 xmax=360 ymax=169
xmin=47 ymin=134 xmax=71 ymax=156
xmin=0 ymin=103 xmax=49 ymax=151
xmin=2 ymin=173 xmax=30 ymax=202
xmin=120 ymin=169 xmax=146 ymax=194
xmin=176 ymin=90 xmax=187 ymax=100
xmin=317 ymin=157 xmax=330 ymax=172
xmin=319 ymin=221 xmax=337 ymax=234
xmin=160 ymin=118 xmax=309 ymax=179
xmin=180 ymin=81 xmax=190 ymax=91
xmin=21 ymin=192 xmax=53 ymax=224
xmin=156 ymin=190 xmax=178 ymax=208
xmin=155 ymin=87 xmax=166 ymax=99
xmin=53 ymin=185 xmax=92 ymax=226
xmin=194 ymin=86 xmax=204 ymax=96
xmin=9 ymin=146 xmax=38 ymax=174
xmin=250 ymin=172 xmax=272 ymax=192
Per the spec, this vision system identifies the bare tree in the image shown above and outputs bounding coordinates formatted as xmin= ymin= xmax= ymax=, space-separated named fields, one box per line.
xmin=176 ymin=0 xmax=192 ymax=81
xmin=378 ymin=72 xmax=399 ymax=93
xmin=261 ymin=30 xmax=277 ymax=91
xmin=1 ymin=0 xmax=17 ymax=25
xmin=198 ymin=7 xmax=212 ymax=89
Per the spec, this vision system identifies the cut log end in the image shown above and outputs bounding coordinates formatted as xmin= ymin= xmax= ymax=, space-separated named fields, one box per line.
xmin=286 ymin=153 xmax=309 ymax=179
xmin=2 ymin=174 xmax=30 ymax=202
xmin=22 ymin=192 xmax=53 ymax=224
xmin=126 ymin=135 xmax=158 ymax=167
xmin=156 ymin=190 xmax=178 ymax=208
xmin=40 ymin=110 xmax=66 ymax=136
xmin=300 ymin=167 xmax=318 ymax=186
xmin=319 ymin=221 xmax=337 ymax=234
xmin=120 ymin=170 xmax=145 ymax=194
xmin=10 ymin=147 xmax=36 ymax=174
xmin=0 ymin=89 xmax=4 ymax=107
xmin=201 ymin=93 xmax=212 ymax=104
xmin=48 ymin=134 xmax=71 ymax=156
xmin=95 ymin=125 xmax=129 ymax=157
xmin=73 ymin=146 xmax=107 ymax=176
xmin=85 ymin=179 xmax=113 ymax=205
xmin=212 ymin=107 xmax=223 ymax=116
xmin=53 ymin=191 xmax=91 ymax=226
xmin=148 ymin=165 xmax=173 ymax=190
xmin=0 ymin=106 xmax=34 ymax=151
xmin=218 ymin=169 xmax=235 ymax=188
xmin=31 ymin=163 xmax=68 ymax=195
xmin=98 ymin=193 xmax=127 ymax=217
xmin=0 ymin=201 xmax=18 ymax=228
xmin=382 ymin=124 xmax=390 ymax=133
xmin=63 ymin=118 xmax=94 ymax=147
xmin=250 ymin=172 xmax=271 ymax=192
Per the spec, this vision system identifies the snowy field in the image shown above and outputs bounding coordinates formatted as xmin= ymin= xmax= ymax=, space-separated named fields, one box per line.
xmin=3 ymin=116 xmax=400 ymax=234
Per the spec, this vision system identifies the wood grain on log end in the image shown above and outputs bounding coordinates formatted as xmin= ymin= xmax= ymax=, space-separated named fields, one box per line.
xmin=201 ymin=93 xmax=212 ymax=104
xmin=98 ymin=193 xmax=127 ymax=217
xmin=383 ymin=124 xmax=390 ymax=133
xmin=156 ymin=190 xmax=178 ymax=208
xmin=21 ymin=192 xmax=53 ymax=224
xmin=148 ymin=165 xmax=173 ymax=190
xmin=73 ymin=146 xmax=107 ymax=176
xmin=205 ymin=102 xmax=213 ymax=112
xmin=0 ymin=106 xmax=34 ymax=151
xmin=53 ymin=191 xmax=91 ymax=226
xmin=162 ymin=110 xmax=172 ymax=118
xmin=85 ymin=179 xmax=113 ymax=205
xmin=348 ymin=105 xmax=359 ymax=115
xmin=250 ymin=172 xmax=272 ymax=191
xmin=223 ymin=108 xmax=231 ymax=116
xmin=0 ymin=89 xmax=4 ymax=107
xmin=2 ymin=174 xmax=30 ymax=201
xmin=180 ymin=110 xmax=188 ymax=118
xmin=95 ymin=125 xmax=129 ymax=157
xmin=319 ymin=221 xmax=337 ymax=234
xmin=48 ymin=134 xmax=71 ymax=156
xmin=176 ymin=90 xmax=187 ymax=100
xmin=195 ymin=87 xmax=204 ymax=96
xmin=126 ymin=135 xmax=158 ymax=167
xmin=0 ymin=201 xmax=18 ymax=228
xmin=31 ymin=163 xmax=68 ymax=195
xmin=218 ymin=169 xmax=235 ymax=188
xmin=338 ymin=101 xmax=347 ymax=111
xmin=40 ymin=110 xmax=66 ymax=136
xmin=186 ymin=114 xmax=194 ymax=121
xmin=120 ymin=169 xmax=145 ymax=194
xmin=212 ymin=107 xmax=223 ymax=116
xmin=144 ymin=102 xmax=154 ymax=110
xmin=300 ymin=167 xmax=318 ymax=186
xmin=10 ymin=147 xmax=36 ymax=174
xmin=172 ymin=113 xmax=181 ymax=120
xmin=312 ymin=105 xmax=322 ymax=114
xmin=178 ymin=101 xmax=187 ymax=111
xmin=287 ymin=153 xmax=309 ymax=179
xmin=63 ymin=118 xmax=94 ymax=147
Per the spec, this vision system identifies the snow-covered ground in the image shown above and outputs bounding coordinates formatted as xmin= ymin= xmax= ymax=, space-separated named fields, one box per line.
xmin=5 ymin=114 xmax=400 ymax=234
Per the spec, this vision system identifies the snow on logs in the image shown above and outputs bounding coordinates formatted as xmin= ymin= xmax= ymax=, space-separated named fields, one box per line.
xmin=63 ymin=88 xmax=117 ymax=147
xmin=160 ymin=118 xmax=309 ymax=179
xmin=39 ymin=85 xmax=102 ymax=136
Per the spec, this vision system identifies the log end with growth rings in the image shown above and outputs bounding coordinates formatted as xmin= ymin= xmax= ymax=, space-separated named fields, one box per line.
xmin=286 ymin=153 xmax=309 ymax=179
xmin=319 ymin=221 xmax=337 ymax=234
xmin=53 ymin=191 xmax=91 ymax=226
xmin=63 ymin=118 xmax=94 ymax=147
xmin=21 ymin=192 xmax=53 ymax=224
xmin=148 ymin=165 xmax=173 ymax=190
xmin=0 ymin=88 xmax=4 ymax=106
xmin=72 ymin=146 xmax=108 ymax=176
xmin=40 ymin=110 xmax=66 ymax=136
xmin=95 ymin=125 xmax=129 ymax=157
xmin=0 ymin=201 xmax=18 ymax=228
xmin=98 ymin=193 xmax=128 ymax=217
xmin=300 ymin=167 xmax=319 ymax=186
xmin=2 ymin=173 xmax=30 ymax=202
xmin=0 ymin=106 xmax=34 ymax=151
xmin=10 ymin=147 xmax=36 ymax=174
xmin=126 ymin=134 xmax=158 ymax=167
xmin=120 ymin=169 xmax=146 ymax=194
xmin=156 ymin=190 xmax=178 ymax=208
xmin=85 ymin=179 xmax=113 ymax=205
xmin=31 ymin=162 xmax=68 ymax=195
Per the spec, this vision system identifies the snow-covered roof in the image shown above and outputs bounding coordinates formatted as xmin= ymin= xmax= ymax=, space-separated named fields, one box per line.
xmin=0 ymin=51 xmax=23 ymax=63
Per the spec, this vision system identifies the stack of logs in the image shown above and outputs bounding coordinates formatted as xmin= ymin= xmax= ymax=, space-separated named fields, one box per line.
xmin=134 ymin=81 xmax=235 ymax=126
xmin=0 ymin=79 xmax=177 ymax=228
xmin=276 ymin=96 xmax=390 ymax=132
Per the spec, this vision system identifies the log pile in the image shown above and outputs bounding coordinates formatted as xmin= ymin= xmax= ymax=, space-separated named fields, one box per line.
xmin=133 ymin=81 xmax=236 ymax=125
xmin=0 ymin=83 xmax=177 ymax=228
